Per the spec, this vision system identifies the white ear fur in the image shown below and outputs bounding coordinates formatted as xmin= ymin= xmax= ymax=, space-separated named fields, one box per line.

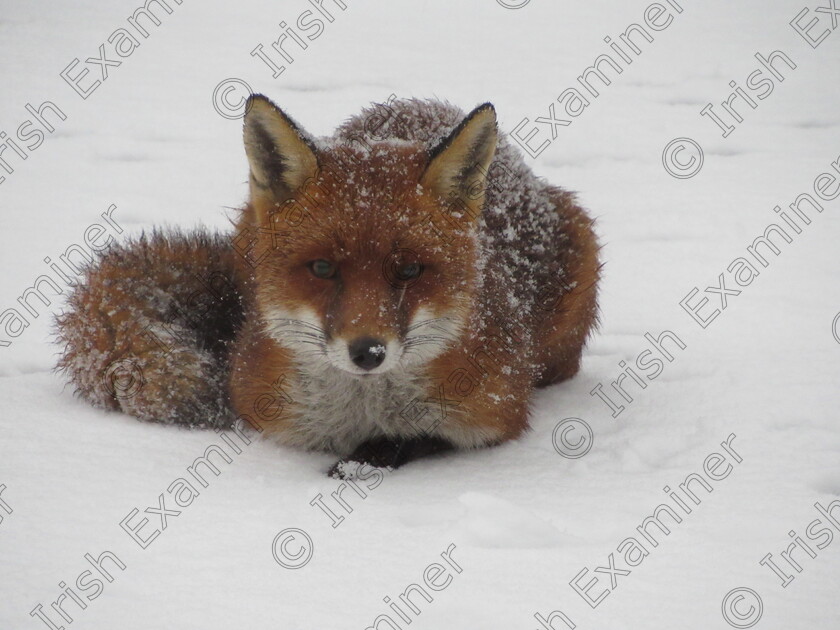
xmin=420 ymin=103 xmax=497 ymax=209
xmin=243 ymin=94 xmax=319 ymax=200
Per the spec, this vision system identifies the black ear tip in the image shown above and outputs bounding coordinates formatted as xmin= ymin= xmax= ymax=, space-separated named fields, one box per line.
xmin=472 ymin=102 xmax=496 ymax=119
xmin=245 ymin=93 xmax=281 ymax=118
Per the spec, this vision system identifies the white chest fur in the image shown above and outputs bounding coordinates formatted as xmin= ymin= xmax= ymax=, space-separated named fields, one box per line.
xmin=283 ymin=363 xmax=430 ymax=455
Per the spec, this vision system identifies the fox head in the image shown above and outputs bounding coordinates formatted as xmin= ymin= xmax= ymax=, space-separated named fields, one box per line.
xmin=240 ymin=95 xmax=497 ymax=377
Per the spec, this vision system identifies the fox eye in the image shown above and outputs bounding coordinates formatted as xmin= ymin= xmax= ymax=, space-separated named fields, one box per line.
xmin=396 ymin=263 xmax=423 ymax=281
xmin=309 ymin=259 xmax=336 ymax=279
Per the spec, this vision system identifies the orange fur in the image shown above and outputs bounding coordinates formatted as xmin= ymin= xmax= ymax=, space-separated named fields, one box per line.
xmin=56 ymin=96 xmax=600 ymax=472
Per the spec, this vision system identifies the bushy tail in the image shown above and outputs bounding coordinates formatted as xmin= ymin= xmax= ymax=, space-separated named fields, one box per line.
xmin=55 ymin=229 xmax=243 ymax=428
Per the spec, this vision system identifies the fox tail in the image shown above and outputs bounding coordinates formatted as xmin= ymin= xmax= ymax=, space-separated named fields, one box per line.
xmin=55 ymin=229 xmax=242 ymax=428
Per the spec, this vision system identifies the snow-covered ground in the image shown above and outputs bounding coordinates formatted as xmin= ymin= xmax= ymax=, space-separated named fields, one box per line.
xmin=1 ymin=0 xmax=839 ymax=628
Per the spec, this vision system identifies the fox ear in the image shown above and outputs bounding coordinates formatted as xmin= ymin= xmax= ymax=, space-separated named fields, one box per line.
xmin=243 ymin=94 xmax=319 ymax=202
xmin=421 ymin=103 xmax=497 ymax=216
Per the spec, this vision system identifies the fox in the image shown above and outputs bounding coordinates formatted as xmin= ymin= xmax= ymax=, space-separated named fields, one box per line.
xmin=56 ymin=95 xmax=600 ymax=476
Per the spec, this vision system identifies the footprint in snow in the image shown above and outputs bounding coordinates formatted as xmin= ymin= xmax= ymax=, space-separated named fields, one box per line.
xmin=452 ymin=492 xmax=570 ymax=549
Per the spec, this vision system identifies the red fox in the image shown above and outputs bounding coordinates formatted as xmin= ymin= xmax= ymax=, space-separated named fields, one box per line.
xmin=56 ymin=95 xmax=600 ymax=475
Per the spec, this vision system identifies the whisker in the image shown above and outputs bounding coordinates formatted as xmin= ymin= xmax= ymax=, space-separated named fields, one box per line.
xmin=406 ymin=316 xmax=457 ymax=333
xmin=292 ymin=340 xmax=327 ymax=348
xmin=405 ymin=333 xmax=452 ymax=341
xmin=268 ymin=317 xmax=328 ymax=336
xmin=404 ymin=338 xmax=451 ymax=348
xmin=275 ymin=331 xmax=326 ymax=340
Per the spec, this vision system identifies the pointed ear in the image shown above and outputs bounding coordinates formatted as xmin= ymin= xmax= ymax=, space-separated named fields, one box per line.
xmin=243 ymin=94 xmax=319 ymax=203
xmin=420 ymin=103 xmax=497 ymax=216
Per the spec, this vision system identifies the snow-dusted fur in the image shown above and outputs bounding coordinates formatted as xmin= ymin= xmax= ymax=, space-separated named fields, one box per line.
xmin=55 ymin=97 xmax=600 ymax=467
xmin=335 ymin=98 xmax=594 ymax=350
xmin=56 ymin=230 xmax=242 ymax=428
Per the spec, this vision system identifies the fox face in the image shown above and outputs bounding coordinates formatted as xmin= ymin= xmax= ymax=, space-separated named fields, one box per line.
xmin=240 ymin=96 xmax=498 ymax=378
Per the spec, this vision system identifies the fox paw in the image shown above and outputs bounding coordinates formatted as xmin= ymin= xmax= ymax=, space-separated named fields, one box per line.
xmin=327 ymin=458 xmax=391 ymax=480
xmin=326 ymin=435 xmax=454 ymax=478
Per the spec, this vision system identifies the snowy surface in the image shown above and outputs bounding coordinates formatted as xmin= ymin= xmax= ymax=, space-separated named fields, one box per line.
xmin=1 ymin=0 xmax=839 ymax=628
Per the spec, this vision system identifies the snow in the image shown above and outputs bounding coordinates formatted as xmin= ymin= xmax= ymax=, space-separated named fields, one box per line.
xmin=1 ymin=0 xmax=839 ymax=629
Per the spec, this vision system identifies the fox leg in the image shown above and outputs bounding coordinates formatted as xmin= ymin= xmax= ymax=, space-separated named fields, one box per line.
xmin=56 ymin=230 xmax=242 ymax=427
xmin=424 ymin=366 xmax=532 ymax=451
xmin=227 ymin=317 xmax=304 ymax=438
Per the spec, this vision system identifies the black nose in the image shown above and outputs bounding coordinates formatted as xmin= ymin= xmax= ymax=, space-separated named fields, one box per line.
xmin=348 ymin=337 xmax=386 ymax=371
